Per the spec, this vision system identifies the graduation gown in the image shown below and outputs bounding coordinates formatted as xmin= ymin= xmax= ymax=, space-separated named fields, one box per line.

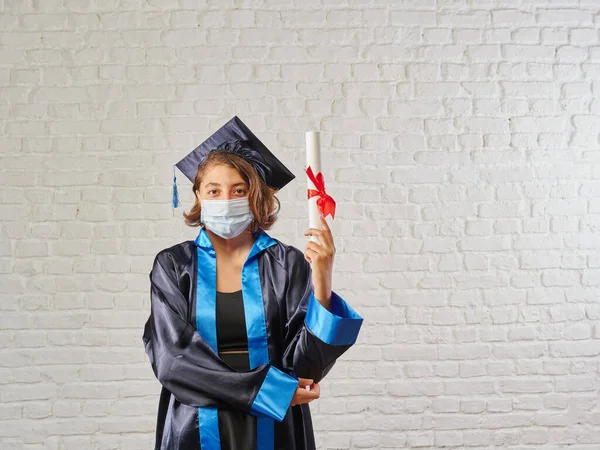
xmin=142 ymin=227 xmax=363 ymax=450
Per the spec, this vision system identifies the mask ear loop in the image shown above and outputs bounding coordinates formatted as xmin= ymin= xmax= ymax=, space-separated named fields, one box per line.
xmin=194 ymin=188 xmax=205 ymax=228
xmin=199 ymin=197 xmax=204 ymax=228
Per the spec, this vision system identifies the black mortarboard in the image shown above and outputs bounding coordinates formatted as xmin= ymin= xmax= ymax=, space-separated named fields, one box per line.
xmin=174 ymin=116 xmax=295 ymax=192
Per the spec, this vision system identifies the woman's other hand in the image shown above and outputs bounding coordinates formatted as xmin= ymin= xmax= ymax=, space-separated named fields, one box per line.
xmin=290 ymin=378 xmax=320 ymax=406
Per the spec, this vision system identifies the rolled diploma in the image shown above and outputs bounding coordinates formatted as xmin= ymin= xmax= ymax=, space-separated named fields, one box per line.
xmin=306 ymin=131 xmax=321 ymax=244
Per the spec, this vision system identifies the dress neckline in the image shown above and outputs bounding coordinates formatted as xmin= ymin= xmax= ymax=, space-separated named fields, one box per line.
xmin=216 ymin=289 xmax=242 ymax=295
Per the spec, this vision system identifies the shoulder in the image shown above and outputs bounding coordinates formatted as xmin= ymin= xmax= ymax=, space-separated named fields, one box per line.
xmin=153 ymin=240 xmax=196 ymax=271
xmin=263 ymin=234 xmax=309 ymax=275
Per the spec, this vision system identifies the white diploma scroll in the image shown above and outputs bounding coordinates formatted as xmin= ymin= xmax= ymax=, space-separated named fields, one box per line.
xmin=306 ymin=131 xmax=321 ymax=244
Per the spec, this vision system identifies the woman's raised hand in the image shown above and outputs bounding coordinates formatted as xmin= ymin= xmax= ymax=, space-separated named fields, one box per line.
xmin=303 ymin=215 xmax=335 ymax=307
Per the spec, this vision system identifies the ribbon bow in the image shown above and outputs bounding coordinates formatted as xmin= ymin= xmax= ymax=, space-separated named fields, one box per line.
xmin=306 ymin=166 xmax=336 ymax=219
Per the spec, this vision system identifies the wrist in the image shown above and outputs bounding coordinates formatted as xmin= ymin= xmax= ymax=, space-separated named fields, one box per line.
xmin=313 ymin=286 xmax=332 ymax=310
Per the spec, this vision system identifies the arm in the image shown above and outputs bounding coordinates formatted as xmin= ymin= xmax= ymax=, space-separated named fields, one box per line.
xmin=281 ymin=248 xmax=363 ymax=383
xmin=142 ymin=250 xmax=298 ymax=422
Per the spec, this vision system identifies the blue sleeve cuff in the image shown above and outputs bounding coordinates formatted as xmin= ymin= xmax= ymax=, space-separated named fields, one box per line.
xmin=304 ymin=291 xmax=363 ymax=346
xmin=250 ymin=366 xmax=298 ymax=422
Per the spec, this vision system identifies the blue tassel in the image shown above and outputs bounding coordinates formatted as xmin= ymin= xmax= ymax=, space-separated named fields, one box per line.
xmin=172 ymin=165 xmax=180 ymax=208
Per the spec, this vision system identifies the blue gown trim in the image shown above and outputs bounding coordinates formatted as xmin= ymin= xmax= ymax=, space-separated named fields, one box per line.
xmin=242 ymin=230 xmax=278 ymax=449
xmin=198 ymin=407 xmax=220 ymax=450
xmin=195 ymin=228 xmax=221 ymax=449
xmin=250 ymin=366 xmax=299 ymax=422
xmin=195 ymin=230 xmax=218 ymax=354
xmin=194 ymin=227 xmax=282 ymax=449
xmin=242 ymin=235 xmax=273 ymax=369
xmin=304 ymin=291 xmax=363 ymax=346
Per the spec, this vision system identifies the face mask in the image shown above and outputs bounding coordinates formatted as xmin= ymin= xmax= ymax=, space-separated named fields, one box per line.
xmin=200 ymin=197 xmax=254 ymax=239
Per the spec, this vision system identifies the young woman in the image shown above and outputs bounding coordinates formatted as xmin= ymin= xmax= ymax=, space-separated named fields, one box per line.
xmin=142 ymin=117 xmax=363 ymax=450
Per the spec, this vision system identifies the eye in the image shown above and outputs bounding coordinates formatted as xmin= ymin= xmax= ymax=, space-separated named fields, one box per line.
xmin=235 ymin=189 xmax=247 ymax=195
xmin=208 ymin=189 xmax=218 ymax=195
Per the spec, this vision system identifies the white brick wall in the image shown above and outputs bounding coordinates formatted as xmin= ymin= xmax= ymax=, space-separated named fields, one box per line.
xmin=1 ymin=1 xmax=599 ymax=449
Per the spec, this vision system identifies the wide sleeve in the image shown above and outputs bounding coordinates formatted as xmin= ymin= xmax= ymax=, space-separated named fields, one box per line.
xmin=281 ymin=247 xmax=363 ymax=383
xmin=142 ymin=250 xmax=298 ymax=422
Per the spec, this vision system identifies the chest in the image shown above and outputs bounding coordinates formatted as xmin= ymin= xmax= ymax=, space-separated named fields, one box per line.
xmin=215 ymin=257 xmax=244 ymax=292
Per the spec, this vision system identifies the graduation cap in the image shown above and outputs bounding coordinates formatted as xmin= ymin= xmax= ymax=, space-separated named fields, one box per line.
xmin=171 ymin=116 xmax=296 ymax=207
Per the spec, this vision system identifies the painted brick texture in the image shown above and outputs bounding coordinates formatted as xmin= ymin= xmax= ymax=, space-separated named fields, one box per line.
xmin=1 ymin=1 xmax=600 ymax=449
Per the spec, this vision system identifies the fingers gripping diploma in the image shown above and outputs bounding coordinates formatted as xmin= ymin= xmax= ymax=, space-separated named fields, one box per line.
xmin=303 ymin=215 xmax=335 ymax=261
xmin=291 ymin=378 xmax=320 ymax=407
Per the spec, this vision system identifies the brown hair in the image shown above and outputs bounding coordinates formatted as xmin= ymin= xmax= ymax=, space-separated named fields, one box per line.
xmin=183 ymin=151 xmax=281 ymax=231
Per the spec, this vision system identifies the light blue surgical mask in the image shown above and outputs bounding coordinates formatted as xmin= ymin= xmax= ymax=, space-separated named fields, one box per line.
xmin=200 ymin=197 xmax=254 ymax=239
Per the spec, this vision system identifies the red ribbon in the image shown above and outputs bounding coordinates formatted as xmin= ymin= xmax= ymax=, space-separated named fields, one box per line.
xmin=306 ymin=166 xmax=336 ymax=219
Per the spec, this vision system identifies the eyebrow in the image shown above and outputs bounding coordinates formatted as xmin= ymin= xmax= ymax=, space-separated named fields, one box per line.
xmin=204 ymin=182 xmax=248 ymax=188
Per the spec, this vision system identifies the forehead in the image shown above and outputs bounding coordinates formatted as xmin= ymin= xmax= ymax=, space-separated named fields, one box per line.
xmin=201 ymin=164 xmax=247 ymax=186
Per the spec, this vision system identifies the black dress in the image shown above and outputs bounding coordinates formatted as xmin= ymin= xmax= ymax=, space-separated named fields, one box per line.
xmin=215 ymin=290 xmax=256 ymax=449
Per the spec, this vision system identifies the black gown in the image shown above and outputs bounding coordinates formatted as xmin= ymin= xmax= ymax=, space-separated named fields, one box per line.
xmin=142 ymin=227 xmax=363 ymax=449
